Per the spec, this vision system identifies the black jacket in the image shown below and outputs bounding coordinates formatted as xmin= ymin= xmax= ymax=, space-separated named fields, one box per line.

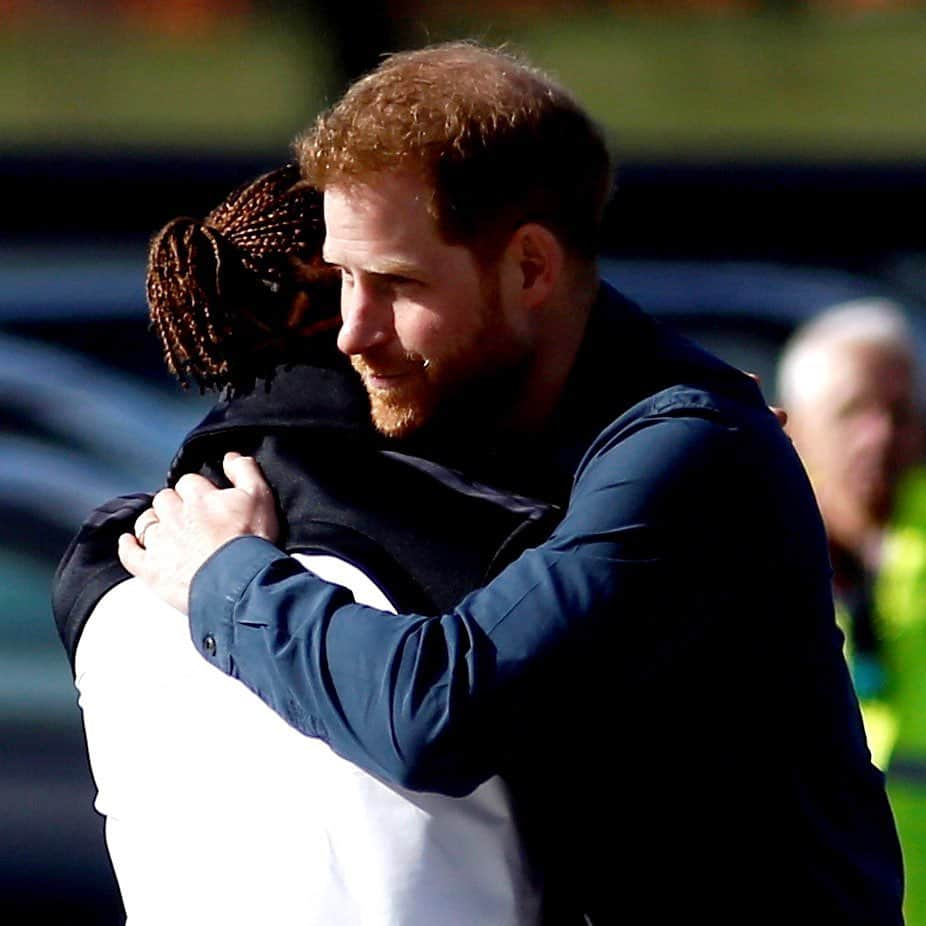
xmin=53 ymin=340 xmax=560 ymax=669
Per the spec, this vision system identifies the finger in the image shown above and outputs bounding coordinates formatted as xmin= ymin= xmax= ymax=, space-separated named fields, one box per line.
xmin=151 ymin=487 xmax=182 ymax=520
xmin=174 ymin=471 xmax=221 ymax=502
xmin=223 ymin=453 xmax=272 ymax=499
xmin=118 ymin=532 xmax=146 ymax=575
xmin=133 ymin=509 xmax=159 ymax=546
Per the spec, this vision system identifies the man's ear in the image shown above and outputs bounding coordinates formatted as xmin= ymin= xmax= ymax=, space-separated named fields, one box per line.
xmin=506 ymin=222 xmax=564 ymax=310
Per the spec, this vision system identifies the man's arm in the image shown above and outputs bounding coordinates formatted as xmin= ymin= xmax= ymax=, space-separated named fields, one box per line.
xmin=123 ymin=407 xmax=746 ymax=795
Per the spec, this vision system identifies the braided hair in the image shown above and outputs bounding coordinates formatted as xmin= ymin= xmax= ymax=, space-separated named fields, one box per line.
xmin=147 ymin=163 xmax=341 ymax=395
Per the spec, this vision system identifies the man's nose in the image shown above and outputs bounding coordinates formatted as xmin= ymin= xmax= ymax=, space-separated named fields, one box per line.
xmin=337 ymin=281 xmax=392 ymax=356
xmin=856 ymin=406 xmax=901 ymax=454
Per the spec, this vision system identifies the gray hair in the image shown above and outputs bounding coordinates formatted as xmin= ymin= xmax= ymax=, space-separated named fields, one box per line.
xmin=777 ymin=298 xmax=917 ymax=411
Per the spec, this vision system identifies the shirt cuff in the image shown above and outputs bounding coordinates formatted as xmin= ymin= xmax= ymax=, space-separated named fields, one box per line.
xmin=188 ymin=535 xmax=287 ymax=671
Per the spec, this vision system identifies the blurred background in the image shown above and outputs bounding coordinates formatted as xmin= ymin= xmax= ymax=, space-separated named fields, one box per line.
xmin=3 ymin=1 xmax=926 ymax=923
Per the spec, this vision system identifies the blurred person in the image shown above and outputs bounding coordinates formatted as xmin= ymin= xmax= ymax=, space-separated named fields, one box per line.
xmin=53 ymin=163 xmax=552 ymax=925
xmin=780 ymin=299 xmax=926 ymax=923
xmin=118 ymin=41 xmax=903 ymax=923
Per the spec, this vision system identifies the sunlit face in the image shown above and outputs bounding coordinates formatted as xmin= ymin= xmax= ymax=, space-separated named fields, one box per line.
xmin=790 ymin=341 xmax=922 ymax=525
xmin=323 ymin=173 xmax=530 ymax=437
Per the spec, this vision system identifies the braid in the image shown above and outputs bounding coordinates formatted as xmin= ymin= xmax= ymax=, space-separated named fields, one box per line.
xmin=146 ymin=163 xmax=340 ymax=394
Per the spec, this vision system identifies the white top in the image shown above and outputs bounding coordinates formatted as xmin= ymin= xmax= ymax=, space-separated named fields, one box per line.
xmin=75 ymin=554 xmax=540 ymax=926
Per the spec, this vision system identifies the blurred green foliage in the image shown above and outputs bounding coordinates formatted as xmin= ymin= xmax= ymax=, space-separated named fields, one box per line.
xmin=507 ymin=8 xmax=926 ymax=159
xmin=2 ymin=11 xmax=334 ymax=152
xmin=4 ymin=5 xmax=926 ymax=158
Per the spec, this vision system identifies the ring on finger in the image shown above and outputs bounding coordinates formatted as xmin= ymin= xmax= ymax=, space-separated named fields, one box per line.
xmin=135 ymin=513 xmax=159 ymax=548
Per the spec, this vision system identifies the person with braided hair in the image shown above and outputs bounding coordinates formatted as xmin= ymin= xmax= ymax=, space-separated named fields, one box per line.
xmin=145 ymin=163 xmax=341 ymax=396
xmin=53 ymin=163 xmax=553 ymax=924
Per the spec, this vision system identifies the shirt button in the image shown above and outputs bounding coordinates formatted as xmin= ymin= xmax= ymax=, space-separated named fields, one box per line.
xmin=203 ymin=634 xmax=217 ymax=656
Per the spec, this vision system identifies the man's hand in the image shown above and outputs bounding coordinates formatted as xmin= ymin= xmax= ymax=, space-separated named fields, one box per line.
xmin=118 ymin=453 xmax=279 ymax=614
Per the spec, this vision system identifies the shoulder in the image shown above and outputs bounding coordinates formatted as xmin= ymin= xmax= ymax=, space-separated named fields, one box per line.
xmin=554 ymin=281 xmax=771 ymax=474
xmin=567 ymin=379 xmax=808 ymax=541
xmin=574 ymin=383 xmax=750 ymax=481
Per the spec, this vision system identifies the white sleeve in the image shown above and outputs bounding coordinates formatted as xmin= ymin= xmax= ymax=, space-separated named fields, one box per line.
xmin=74 ymin=556 xmax=396 ymax=925
xmin=74 ymin=555 xmax=541 ymax=926
xmin=288 ymin=553 xmax=395 ymax=611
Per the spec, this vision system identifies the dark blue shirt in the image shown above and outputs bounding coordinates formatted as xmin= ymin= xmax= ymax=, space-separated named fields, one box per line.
xmin=188 ymin=284 xmax=903 ymax=923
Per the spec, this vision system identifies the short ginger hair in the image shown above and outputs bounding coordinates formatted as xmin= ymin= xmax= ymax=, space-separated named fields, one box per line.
xmin=147 ymin=163 xmax=340 ymax=395
xmin=296 ymin=41 xmax=613 ymax=260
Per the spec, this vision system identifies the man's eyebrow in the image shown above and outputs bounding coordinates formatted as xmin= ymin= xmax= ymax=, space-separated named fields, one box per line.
xmin=322 ymin=252 xmax=425 ymax=279
xmin=369 ymin=259 xmax=425 ymax=278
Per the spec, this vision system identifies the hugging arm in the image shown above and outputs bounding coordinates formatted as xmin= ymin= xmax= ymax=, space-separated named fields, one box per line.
xmin=186 ymin=411 xmax=737 ymax=794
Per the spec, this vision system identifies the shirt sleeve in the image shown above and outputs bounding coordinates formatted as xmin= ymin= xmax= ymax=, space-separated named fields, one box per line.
xmin=72 ymin=554 xmax=410 ymax=923
xmin=189 ymin=408 xmax=739 ymax=794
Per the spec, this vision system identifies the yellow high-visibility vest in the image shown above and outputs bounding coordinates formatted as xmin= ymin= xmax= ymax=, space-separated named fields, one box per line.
xmin=838 ymin=465 xmax=926 ymax=925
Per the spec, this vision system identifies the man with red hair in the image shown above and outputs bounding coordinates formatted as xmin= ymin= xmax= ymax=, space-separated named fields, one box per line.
xmin=121 ymin=42 xmax=903 ymax=923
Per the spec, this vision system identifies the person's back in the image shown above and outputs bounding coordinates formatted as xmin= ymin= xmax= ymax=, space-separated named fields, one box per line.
xmin=59 ymin=361 xmax=554 ymax=924
xmin=482 ymin=291 xmax=903 ymax=922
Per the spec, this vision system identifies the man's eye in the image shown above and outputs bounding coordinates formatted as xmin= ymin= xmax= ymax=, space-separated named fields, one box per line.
xmin=387 ymin=275 xmax=419 ymax=289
